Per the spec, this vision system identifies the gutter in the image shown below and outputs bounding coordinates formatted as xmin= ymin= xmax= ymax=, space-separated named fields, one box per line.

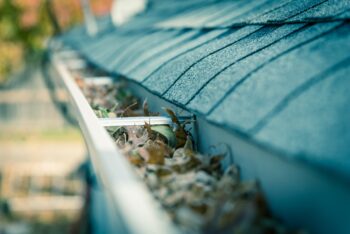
xmin=48 ymin=40 xmax=350 ymax=234
xmin=127 ymin=72 xmax=350 ymax=234
xmin=49 ymin=43 xmax=178 ymax=234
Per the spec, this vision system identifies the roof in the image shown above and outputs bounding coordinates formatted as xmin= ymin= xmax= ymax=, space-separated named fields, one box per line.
xmin=60 ymin=0 xmax=350 ymax=180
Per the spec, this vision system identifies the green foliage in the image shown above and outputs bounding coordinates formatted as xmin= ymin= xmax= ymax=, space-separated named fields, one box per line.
xmin=0 ymin=0 xmax=53 ymax=53
xmin=0 ymin=0 xmax=22 ymax=40
xmin=0 ymin=0 xmax=54 ymax=83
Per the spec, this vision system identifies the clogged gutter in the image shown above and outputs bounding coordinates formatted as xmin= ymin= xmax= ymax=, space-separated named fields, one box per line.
xmin=73 ymin=74 xmax=298 ymax=233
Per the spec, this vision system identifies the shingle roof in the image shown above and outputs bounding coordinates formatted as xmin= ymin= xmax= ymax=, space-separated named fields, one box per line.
xmin=60 ymin=0 xmax=350 ymax=179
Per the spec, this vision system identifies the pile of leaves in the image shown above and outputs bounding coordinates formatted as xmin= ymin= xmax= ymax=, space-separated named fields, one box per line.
xmin=78 ymin=79 xmax=297 ymax=234
xmin=77 ymin=79 xmax=139 ymax=118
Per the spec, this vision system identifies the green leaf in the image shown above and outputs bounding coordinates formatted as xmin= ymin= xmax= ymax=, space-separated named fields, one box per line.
xmin=151 ymin=125 xmax=177 ymax=148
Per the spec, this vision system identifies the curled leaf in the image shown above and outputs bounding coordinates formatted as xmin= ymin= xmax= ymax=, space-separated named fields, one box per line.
xmin=151 ymin=125 xmax=177 ymax=148
xmin=164 ymin=108 xmax=181 ymax=125
xmin=144 ymin=122 xmax=153 ymax=136
xmin=138 ymin=141 xmax=165 ymax=165
xmin=120 ymin=101 xmax=138 ymax=117
xmin=164 ymin=108 xmax=187 ymax=148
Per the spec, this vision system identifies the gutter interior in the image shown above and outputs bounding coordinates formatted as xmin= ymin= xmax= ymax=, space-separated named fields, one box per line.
xmin=52 ymin=44 xmax=350 ymax=234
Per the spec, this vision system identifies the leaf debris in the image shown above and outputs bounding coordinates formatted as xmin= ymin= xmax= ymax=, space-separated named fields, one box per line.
xmin=77 ymin=78 xmax=302 ymax=234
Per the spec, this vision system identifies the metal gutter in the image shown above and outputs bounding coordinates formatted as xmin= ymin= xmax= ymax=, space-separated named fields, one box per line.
xmin=126 ymin=79 xmax=350 ymax=234
xmin=51 ymin=52 xmax=177 ymax=234
xmin=49 ymin=44 xmax=350 ymax=234
xmin=99 ymin=116 xmax=173 ymax=127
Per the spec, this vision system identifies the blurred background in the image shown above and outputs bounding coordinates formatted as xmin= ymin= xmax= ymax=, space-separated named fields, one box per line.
xmin=0 ymin=0 xmax=112 ymax=233
xmin=0 ymin=0 xmax=113 ymax=83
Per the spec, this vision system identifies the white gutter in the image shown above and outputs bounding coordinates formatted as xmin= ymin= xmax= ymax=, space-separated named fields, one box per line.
xmin=51 ymin=52 xmax=178 ymax=234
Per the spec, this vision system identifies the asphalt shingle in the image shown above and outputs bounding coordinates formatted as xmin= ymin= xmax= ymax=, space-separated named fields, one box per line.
xmin=105 ymin=31 xmax=176 ymax=71
xmin=116 ymin=30 xmax=183 ymax=74
xmin=221 ymin=0 xmax=293 ymax=27
xmin=209 ymin=24 xmax=350 ymax=132
xmin=248 ymin=0 xmax=326 ymax=24
xmin=130 ymin=29 xmax=226 ymax=81
xmin=85 ymin=32 xmax=146 ymax=70
xmin=60 ymin=0 xmax=350 ymax=179
xmin=163 ymin=24 xmax=304 ymax=105
xmin=187 ymin=22 xmax=341 ymax=114
xmin=157 ymin=1 xmax=244 ymax=28
xmin=143 ymin=26 xmax=261 ymax=94
xmin=254 ymin=60 xmax=350 ymax=177
xmin=123 ymin=30 xmax=199 ymax=75
xmin=155 ymin=0 xmax=350 ymax=29
xmin=286 ymin=0 xmax=350 ymax=22
xmin=207 ymin=0 xmax=273 ymax=27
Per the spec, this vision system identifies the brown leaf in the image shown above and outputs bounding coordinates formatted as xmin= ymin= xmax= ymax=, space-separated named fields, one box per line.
xmin=128 ymin=152 xmax=144 ymax=166
xmin=144 ymin=122 xmax=153 ymax=137
xmin=120 ymin=101 xmax=138 ymax=117
xmin=164 ymin=108 xmax=181 ymax=125
xmin=125 ymin=126 xmax=148 ymax=147
xmin=164 ymin=108 xmax=187 ymax=148
xmin=139 ymin=141 xmax=165 ymax=165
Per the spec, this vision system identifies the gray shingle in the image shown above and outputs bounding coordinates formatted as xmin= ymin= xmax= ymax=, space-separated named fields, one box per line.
xmin=254 ymin=60 xmax=350 ymax=178
xmin=143 ymin=26 xmax=261 ymax=94
xmin=101 ymin=36 xmax=141 ymax=63
xmin=221 ymin=0 xmax=292 ymax=27
xmin=130 ymin=29 xmax=226 ymax=81
xmin=116 ymin=30 xmax=183 ymax=74
xmin=108 ymin=31 xmax=170 ymax=71
xmin=205 ymin=0 xmax=271 ymax=27
xmin=208 ymin=24 xmax=350 ymax=132
xmin=123 ymin=30 xmax=199 ymax=74
xmin=199 ymin=2 xmax=249 ymax=27
xmin=153 ymin=0 xmax=350 ymax=29
xmin=156 ymin=3 xmax=218 ymax=28
xmin=163 ymin=24 xmax=304 ymax=105
xmin=187 ymin=22 xmax=341 ymax=114
xmin=287 ymin=0 xmax=350 ymax=22
xmin=104 ymin=31 xmax=175 ymax=71
xmin=157 ymin=1 xmax=244 ymax=28
xmin=83 ymin=33 xmax=145 ymax=71
xmin=249 ymin=0 xmax=326 ymax=24
xmin=60 ymin=0 xmax=350 ymax=178
xmin=338 ymin=9 xmax=350 ymax=18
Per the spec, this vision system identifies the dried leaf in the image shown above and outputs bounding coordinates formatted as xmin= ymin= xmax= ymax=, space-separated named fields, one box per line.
xmin=164 ymin=108 xmax=187 ymax=148
xmin=139 ymin=141 xmax=165 ymax=165
xmin=144 ymin=122 xmax=153 ymax=136
xmin=125 ymin=126 xmax=148 ymax=147
xmin=82 ymin=80 xmax=294 ymax=234
xmin=120 ymin=101 xmax=138 ymax=117
xmin=151 ymin=125 xmax=177 ymax=148
xmin=164 ymin=108 xmax=181 ymax=125
xmin=128 ymin=152 xmax=144 ymax=166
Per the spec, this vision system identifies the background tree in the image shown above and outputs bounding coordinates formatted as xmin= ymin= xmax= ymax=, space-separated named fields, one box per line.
xmin=0 ymin=0 xmax=112 ymax=84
